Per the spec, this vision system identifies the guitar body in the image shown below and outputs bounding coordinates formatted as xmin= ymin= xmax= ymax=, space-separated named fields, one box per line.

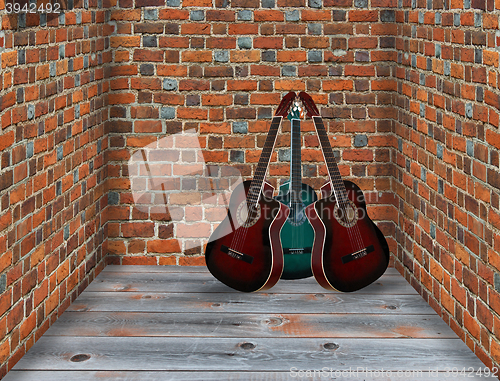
xmin=305 ymin=180 xmax=390 ymax=292
xmin=205 ymin=180 xmax=289 ymax=292
xmin=275 ymin=181 xmax=317 ymax=279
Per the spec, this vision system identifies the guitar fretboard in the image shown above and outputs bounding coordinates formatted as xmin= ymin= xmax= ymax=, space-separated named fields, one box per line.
xmin=290 ymin=118 xmax=302 ymax=204
xmin=312 ymin=116 xmax=350 ymax=205
xmin=246 ymin=116 xmax=282 ymax=205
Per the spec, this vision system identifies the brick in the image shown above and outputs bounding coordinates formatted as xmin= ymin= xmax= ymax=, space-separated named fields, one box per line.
xmin=121 ymin=223 xmax=155 ymax=238
xmin=230 ymin=51 xmax=260 ymax=63
xmin=349 ymin=10 xmax=378 ymax=22
xmin=147 ymin=240 xmax=181 ymax=253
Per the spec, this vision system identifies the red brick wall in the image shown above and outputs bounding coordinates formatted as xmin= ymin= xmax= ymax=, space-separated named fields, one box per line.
xmin=105 ymin=0 xmax=399 ymax=266
xmin=2 ymin=0 xmax=500 ymax=376
xmin=0 ymin=3 xmax=112 ymax=376
xmin=392 ymin=0 xmax=500 ymax=370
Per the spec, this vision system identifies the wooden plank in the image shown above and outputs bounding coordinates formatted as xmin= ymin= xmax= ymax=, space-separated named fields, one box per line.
xmin=4 ymin=370 xmax=496 ymax=381
xmin=44 ymin=311 xmax=457 ymax=338
xmin=101 ymin=265 xmax=401 ymax=276
xmin=87 ymin=272 xmax=417 ymax=295
xmin=11 ymin=336 xmax=486 ymax=372
xmin=66 ymin=292 xmax=435 ymax=314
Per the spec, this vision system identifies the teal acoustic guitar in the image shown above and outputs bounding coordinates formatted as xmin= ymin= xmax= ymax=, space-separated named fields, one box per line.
xmin=275 ymin=101 xmax=317 ymax=279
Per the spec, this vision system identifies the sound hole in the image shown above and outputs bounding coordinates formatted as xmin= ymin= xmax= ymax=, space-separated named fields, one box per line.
xmin=236 ymin=202 xmax=261 ymax=228
xmin=288 ymin=202 xmax=306 ymax=226
xmin=334 ymin=200 xmax=358 ymax=228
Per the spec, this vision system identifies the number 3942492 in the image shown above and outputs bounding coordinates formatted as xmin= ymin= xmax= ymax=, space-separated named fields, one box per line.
xmin=5 ymin=2 xmax=61 ymax=13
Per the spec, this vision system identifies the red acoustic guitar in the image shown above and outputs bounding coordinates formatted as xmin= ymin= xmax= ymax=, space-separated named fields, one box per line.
xmin=299 ymin=91 xmax=390 ymax=292
xmin=205 ymin=92 xmax=295 ymax=292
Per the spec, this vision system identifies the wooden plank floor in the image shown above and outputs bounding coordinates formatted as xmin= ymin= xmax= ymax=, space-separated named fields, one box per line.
xmin=5 ymin=266 xmax=493 ymax=380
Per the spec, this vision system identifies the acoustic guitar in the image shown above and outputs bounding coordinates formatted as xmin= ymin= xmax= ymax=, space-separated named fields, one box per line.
xmin=275 ymin=100 xmax=317 ymax=279
xmin=299 ymin=91 xmax=390 ymax=292
xmin=205 ymin=92 xmax=295 ymax=292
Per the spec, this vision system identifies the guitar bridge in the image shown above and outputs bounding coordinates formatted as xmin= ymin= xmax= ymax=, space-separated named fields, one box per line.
xmin=221 ymin=245 xmax=254 ymax=264
xmin=284 ymin=247 xmax=312 ymax=254
xmin=341 ymin=245 xmax=375 ymax=264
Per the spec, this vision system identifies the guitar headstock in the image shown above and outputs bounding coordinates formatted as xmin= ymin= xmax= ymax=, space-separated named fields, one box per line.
xmin=298 ymin=91 xmax=320 ymax=118
xmin=275 ymin=91 xmax=296 ymax=117
xmin=287 ymin=98 xmax=305 ymax=121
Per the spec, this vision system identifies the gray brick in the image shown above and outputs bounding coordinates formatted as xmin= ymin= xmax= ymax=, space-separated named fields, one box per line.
xmin=140 ymin=64 xmax=155 ymax=76
xmin=437 ymin=144 xmax=443 ymax=159
xmin=282 ymin=66 xmax=296 ymax=77
xmin=238 ymin=10 xmax=252 ymax=21
xmin=143 ymin=36 xmax=157 ymax=47
xmin=435 ymin=12 xmax=441 ymax=24
xmin=214 ymin=51 xmax=229 ymax=62
xmin=262 ymin=50 xmax=276 ymax=62
xmin=27 ymin=141 xmax=34 ymax=158
xmin=190 ymin=10 xmax=205 ymax=21
xmin=161 ymin=107 xmax=175 ymax=119
xmin=444 ymin=61 xmax=450 ymax=76
xmin=28 ymin=104 xmax=35 ymax=120
xmin=495 ymin=273 xmax=500 ymax=292
xmin=144 ymin=9 xmax=158 ymax=20
xmin=262 ymin=0 xmax=275 ymax=7
xmin=278 ymin=148 xmax=291 ymax=162
xmin=308 ymin=51 xmax=322 ymax=62
xmin=285 ymin=10 xmax=299 ymax=21
xmin=230 ymin=150 xmax=245 ymax=163
xmin=354 ymin=135 xmax=368 ymax=147
xmin=308 ymin=23 xmax=322 ymax=35
xmin=466 ymin=140 xmax=474 ymax=156
xmin=108 ymin=191 xmax=120 ymax=205
xmin=233 ymin=121 xmax=248 ymax=134
xmin=309 ymin=0 xmax=322 ymax=7
xmin=57 ymin=146 xmax=64 ymax=161
xmin=238 ymin=37 xmax=252 ymax=49
xmin=354 ymin=0 xmax=368 ymax=7
xmin=381 ymin=10 xmax=396 ymax=22
xmin=0 ymin=274 xmax=6 ymax=294
xmin=163 ymin=78 xmax=178 ymax=91
xmin=474 ymin=13 xmax=481 ymax=27
xmin=465 ymin=103 xmax=473 ymax=118
xmin=50 ymin=62 xmax=57 ymax=77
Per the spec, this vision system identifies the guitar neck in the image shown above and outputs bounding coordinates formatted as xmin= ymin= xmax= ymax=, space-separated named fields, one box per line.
xmin=312 ymin=116 xmax=349 ymax=204
xmin=247 ymin=116 xmax=282 ymax=204
xmin=290 ymin=118 xmax=302 ymax=203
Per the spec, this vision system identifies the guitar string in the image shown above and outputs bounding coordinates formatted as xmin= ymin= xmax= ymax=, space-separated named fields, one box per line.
xmin=321 ymin=132 xmax=365 ymax=253
xmin=230 ymin=117 xmax=282 ymax=254
xmin=236 ymin=118 xmax=281 ymax=252
xmin=290 ymin=118 xmax=301 ymax=251
xmin=314 ymin=117 xmax=365 ymax=253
